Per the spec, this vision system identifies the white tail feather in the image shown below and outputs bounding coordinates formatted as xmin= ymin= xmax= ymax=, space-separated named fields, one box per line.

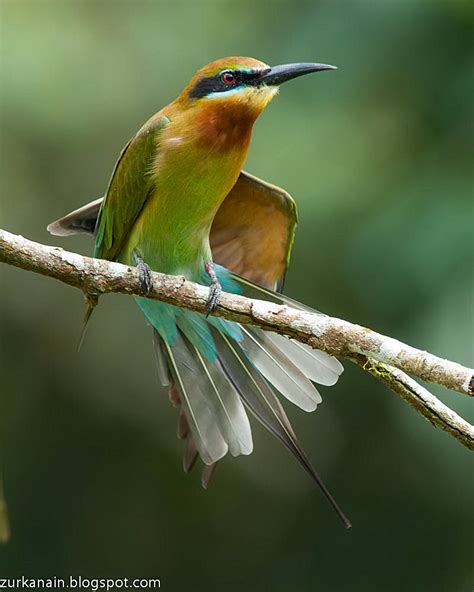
xmin=239 ymin=326 xmax=321 ymax=412
xmin=164 ymin=337 xmax=228 ymax=465
xmin=263 ymin=331 xmax=343 ymax=386
xmin=192 ymin=347 xmax=253 ymax=457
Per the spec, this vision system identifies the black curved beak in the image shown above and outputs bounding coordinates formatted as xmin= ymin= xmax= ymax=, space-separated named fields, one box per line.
xmin=255 ymin=62 xmax=337 ymax=86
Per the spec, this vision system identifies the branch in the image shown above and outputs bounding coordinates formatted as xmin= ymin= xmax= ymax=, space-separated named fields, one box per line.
xmin=349 ymin=355 xmax=474 ymax=449
xmin=1 ymin=228 xmax=473 ymax=451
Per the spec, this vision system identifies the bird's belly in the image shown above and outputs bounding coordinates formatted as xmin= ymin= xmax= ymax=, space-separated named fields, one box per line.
xmin=121 ymin=148 xmax=244 ymax=278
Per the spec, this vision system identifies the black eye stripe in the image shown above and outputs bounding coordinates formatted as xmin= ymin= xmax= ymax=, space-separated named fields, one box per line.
xmin=189 ymin=77 xmax=227 ymax=99
xmin=189 ymin=69 xmax=266 ymax=99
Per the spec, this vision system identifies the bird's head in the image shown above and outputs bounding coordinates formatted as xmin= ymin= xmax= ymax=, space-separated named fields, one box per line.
xmin=178 ymin=56 xmax=336 ymax=118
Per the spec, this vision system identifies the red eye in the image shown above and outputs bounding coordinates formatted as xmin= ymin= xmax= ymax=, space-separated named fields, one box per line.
xmin=221 ymin=71 xmax=236 ymax=85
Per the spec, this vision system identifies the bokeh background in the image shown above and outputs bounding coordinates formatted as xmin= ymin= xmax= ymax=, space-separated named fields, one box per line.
xmin=1 ymin=1 xmax=473 ymax=590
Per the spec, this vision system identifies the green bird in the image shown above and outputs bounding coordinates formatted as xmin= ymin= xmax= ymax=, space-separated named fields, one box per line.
xmin=48 ymin=57 xmax=351 ymax=528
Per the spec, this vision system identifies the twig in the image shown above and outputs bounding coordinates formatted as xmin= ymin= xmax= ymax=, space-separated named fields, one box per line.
xmin=349 ymin=355 xmax=474 ymax=449
xmin=1 ymin=228 xmax=473 ymax=451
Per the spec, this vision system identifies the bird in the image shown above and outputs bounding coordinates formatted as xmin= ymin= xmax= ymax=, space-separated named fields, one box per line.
xmin=47 ymin=57 xmax=351 ymax=528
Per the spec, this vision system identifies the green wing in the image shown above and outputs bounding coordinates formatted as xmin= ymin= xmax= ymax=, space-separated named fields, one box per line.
xmin=94 ymin=114 xmax=170 ymax=261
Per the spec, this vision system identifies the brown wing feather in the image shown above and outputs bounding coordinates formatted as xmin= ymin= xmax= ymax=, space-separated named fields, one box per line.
xmin=210 ymin=171 xmax=297 ymax=290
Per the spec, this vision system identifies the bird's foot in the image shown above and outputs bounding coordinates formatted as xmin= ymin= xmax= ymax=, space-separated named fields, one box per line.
xmin=204 ymin=260 xmax=222 ymax=316
xmin=207 ymin=282 xmax=222 ymax=316
xmin=133 ymin=251 xmax=153 ymax=295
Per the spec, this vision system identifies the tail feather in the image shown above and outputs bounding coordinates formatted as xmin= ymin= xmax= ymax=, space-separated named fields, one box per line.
xmin=239 ymin=326 xmax=321 ymax=412
xmin=177 ymin=408 xmax=189 ymax=440
xmin=213 ymin=328 xmax=351 ymax=529
xmin=229 ymin=272 xmax=318 ymax=313
xmin=163 ymin=335 xmax=228 ymax=465
xmin=201 ymin=463 xmax=217 ymax=489
xmin=145 ymin=273 xmax=349 ymax=525
xmin=263 ymin=331 xmax=343 ymax=386
xmin=77 ymin=297 xmax=98 ymax=352
xmin=183 ymin=432 xmax=199 ymax=473
xmin=161 ymin=327 xmax=253 ymax=459
xmin=168 ymin=383 xmax=217 ymax=486
xmin=153 ymin=329 xmax=171 ymax=387
xmin=168 ymin=383 xmax=181 ymax=408
xmin=191 ymin=346 xmax=253 ymax=457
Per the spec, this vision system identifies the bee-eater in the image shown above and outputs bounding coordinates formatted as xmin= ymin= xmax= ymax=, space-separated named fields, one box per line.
xmin=48 ymin=57 xmax=351 ymax=528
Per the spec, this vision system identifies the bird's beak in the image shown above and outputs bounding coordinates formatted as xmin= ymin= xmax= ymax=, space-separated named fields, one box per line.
xmin=255 ymin=62 xmax=337 ymax=86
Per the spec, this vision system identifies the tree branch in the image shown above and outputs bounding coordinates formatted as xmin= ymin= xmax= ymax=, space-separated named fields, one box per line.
xmin=1 ymin=228 xmax=473 ymax=450
xmin=349 ymin=355 xmax=474 ymax=449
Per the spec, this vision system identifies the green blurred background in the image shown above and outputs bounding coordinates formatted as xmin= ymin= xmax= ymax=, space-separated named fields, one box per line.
xmin=1 ymin=1 xmax=473 ymax=590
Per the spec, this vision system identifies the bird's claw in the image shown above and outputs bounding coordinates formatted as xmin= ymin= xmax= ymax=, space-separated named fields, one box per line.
xmin=138 ymin=261 xmax=153 ymax=294
xmin=206 ymin=282 xmax=222 ymax=316
xmin=133 ymin=251 xmax=153 ymax=295
xmin=204 ymin=260 xmax=221 ymax=316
